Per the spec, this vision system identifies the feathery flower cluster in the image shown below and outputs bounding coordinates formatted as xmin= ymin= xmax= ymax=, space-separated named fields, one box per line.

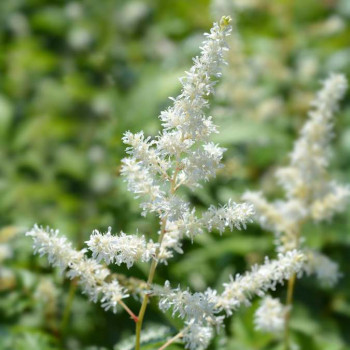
xmin=27 ymin=18 xmax=257 ymax=350
xmin=254 ymin=296 xmax=287 ymax=333
xmin=157 ymin=201 xmax=254 ymax=263
xmin=26 ymin=225 xmax=128 ymax=313
xmin=26 ymin=16 xmax=314 ymax=350
xmin=156 ymin=281 xmax=221 ymax=326
xmin=120 ymin=16 xmax=252 ymax=227
xmin=119 ymin=16 xmax=254 ymax=266
xmin=276 ymin=74 xmax=349 ymax=220
xmin=304 ymin=250 xmax=341 ymax=287
xmin=182 ymin=322 xmax=214 ymax=350
xmin=153 ymin=250 xmax=305 ymax=349
xmin=243 ymin=74 xmax=349 ymax=267
xmin=240 ymin=74 xmax=348 ymax=343
xmin=217 ymin=250 xmax=305 ymax=314
xmin=86 ymin=227 xmax=158 ymax=268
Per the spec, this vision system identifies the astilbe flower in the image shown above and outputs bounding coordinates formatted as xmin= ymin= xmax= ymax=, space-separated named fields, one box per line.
xmin=120 ymin=15 xmax=254 ymax=265
xmin=243 ymin=74 xmax=349 ymax=286
xmin=153 ymin=249 xmax=305 ymax=349
xmin=254 ymin=296 xmax=288 ymax=333
xmin=304 ymin=250 xmax=342 ymax=287
xmin=27 ymin=17 xmax=308 ymax=350
xmin=26 ymin=225 xmax=128 ymax=312
xmin=86 ymin=227 xmax=158 ymax=268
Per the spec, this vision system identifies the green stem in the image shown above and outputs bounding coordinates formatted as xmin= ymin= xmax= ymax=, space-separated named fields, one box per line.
xmin=135 ymin=218 xmax=167 ymax=350
xmin=284 ymin=272 xmax=296 ymax=350
xmin=283 ymin=223 xmax=303 ymax=350
xmin=60 ymin=279 xmax=78 ymax=336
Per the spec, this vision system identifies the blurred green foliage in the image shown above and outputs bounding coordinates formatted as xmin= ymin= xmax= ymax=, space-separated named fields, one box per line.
xmin=0 ymin=0 xmax=350 ymax=349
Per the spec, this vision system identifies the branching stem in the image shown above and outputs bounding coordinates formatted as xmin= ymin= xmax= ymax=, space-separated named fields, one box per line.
xmin=119 ymin=299 xmax=139 ymax=323
xmin=158 ymin=331 xmax=184 ymax=350
xmin=284 ymin=272 xmax=296 ymax=350
xmin=283 ymin=227 xmax=301 ymax=350
xmin=135 ymin=217 xmax=167 ymax=350
xmin=61 ymin=278 xmax=78 ymax=336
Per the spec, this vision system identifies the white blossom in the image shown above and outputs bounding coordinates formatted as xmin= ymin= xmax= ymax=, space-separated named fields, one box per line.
xmin=254 ymin=296 xmax=287 ymax=333
xmin=310 ymin=181 xmax=350 ymax=222
xmin=156 ymin=281 xmax=220 ymax=325
xmin=118 ymin=17 xmax=255 ymax=267
xmin=154 ymin=283 xmax=222 ymax=350
xmin=120 ymin=16 xmax=233 ymax=222
xmin=100 ymin=280 xmax=129 ymax=313
xmin=153 ymin=250 xmax=305 ymax=349
xmin=182 ymin=321 xmax=214 ymax=350
xmin=181 ymin=143 xmax=226 ymax=188
xmin=159 ymin=18 xmax=232 ymax=140
xmin=86 ymin=227 xmax=158 ymax=268
xmin=120 ymin=157 xmax=164 ymax=204
xmin=244 ymin=74 xmax=349 ymax=254
xmin=158 ymin=221 xmax=185 ymax=263
xmin=217 ymin=250 xmax=305 ymax=315
xmin=202 ymin=200 xmax=254 ymax=234
xmin=304 ymin=250 xmax=341 ymax=287
xmin=277 ymin=73 xmax=348 ymax=209
xmin=157 ymin=201 xmax=254 ymax=261
xmin=26 ymin=225 xmax=128 ymax=312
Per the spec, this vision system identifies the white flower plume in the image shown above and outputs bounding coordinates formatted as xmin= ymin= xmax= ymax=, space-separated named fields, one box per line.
xmin=26 ymin=225 xmax=128 ymax=313
xmin=244 ymin=74 xmax=349 ymax=254
xmin=254 ymin=296 xmax=288 ymax=333
xmin=86 ymin=227 xmax=158 ymax=268
xmin=217 ymin=250 xmax=305 ymax=315
xmin=120 ymin=16 xmax=236 ymax=221
xmin=153 ymin=250 xmax=305 ymax=349
xmin=304 ymin=250 xmax=341 ymax=287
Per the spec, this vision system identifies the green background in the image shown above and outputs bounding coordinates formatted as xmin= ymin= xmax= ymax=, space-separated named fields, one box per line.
xmin=0 ymin=0 xmax=350 ymax=349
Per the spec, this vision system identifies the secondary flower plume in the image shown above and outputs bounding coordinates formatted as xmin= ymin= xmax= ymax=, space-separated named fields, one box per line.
xmin=243 ymin=74 xmax=348 ymax=286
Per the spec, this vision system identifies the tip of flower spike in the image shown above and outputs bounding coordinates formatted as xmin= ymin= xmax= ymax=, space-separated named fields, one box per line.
xmin=220 ymin=16 xmax=232 ymax=29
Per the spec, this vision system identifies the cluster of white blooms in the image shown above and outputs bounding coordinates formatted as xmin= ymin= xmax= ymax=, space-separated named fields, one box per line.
xmin=202 ymin=200 xmax=254 ymax=233
xmin=26 ymin=16 xmax=316 ymax=350
xmin=153 ymin=250 xmax=305 ymax=349
xmin=304 ymin=250 xmax=341 ymax=287
xmin=121 ymin=17 xmax=232 ymax=211
xmin=182 ymin=321 xmax=214 ymax=350
xmin=119 ymin=16 xmax=255 ymax=267
xmin=309 ymin=181 xmax=350 ymax=222
xmin=156 ymin=281 xmax=221 ymax=326
xmin=217 ymin=250 xmax=305 ymax=315
xmin=152 ymin=285 xmax=216 ymax=349
xmin=276 ymin=74 xmax=349 ymax=215
xmin=26 ymin=225 xmax=128 ymax=313
xmin=156 ymin=284 xmax=220 ymax=350
xmin=242 ymin=192 xmax=307 ymax=239
xmin=254 ymin=296 xmax=287 ymax=333
xmin=86 ymin=227 xmax=158 ymax=268
xmin=120 ymin=17 xmax=252 ymax=232
xmin=157 ymin=201 xmax=254 ymax=262
xmin=244 ymin=74 xmax=349 ymax=256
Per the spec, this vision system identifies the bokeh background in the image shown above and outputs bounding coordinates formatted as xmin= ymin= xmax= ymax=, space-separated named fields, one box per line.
xmin=1 ymin=0 xmax=350 ymax=349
